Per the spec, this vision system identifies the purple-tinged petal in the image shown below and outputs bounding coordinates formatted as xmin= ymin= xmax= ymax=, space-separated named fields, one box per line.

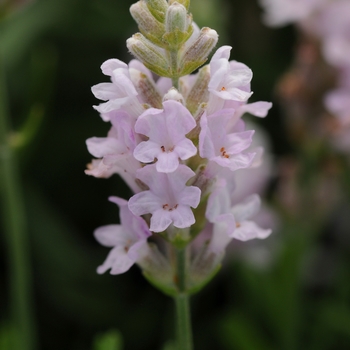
xmin=211 ymin=45 xmax=232 ymax=64
xmin=233 ymin=221 xmax=272 ymax=241
xmin=156 ymin=151 xmax=180 ymax=173
xmin=174 ymin=139 xmax=197 ymax=160
xmin=97 ymin=246 xmax=134 ymax=275
xmin=231 ymin=194 xmax=261 ymax=223
xmin=206 ymin=179 xmax=231 ymax=222
xmin=225 ymin=130 xmax=255 ymax=155
xmin=209 ymin=213 xmax=236 ymax=253
xmin=109 ymin=196 xmax=151 ymax=238
xmin=177 ymin=186 xmax=201 ymax=208
xmin=86 ymin=137 xmax=123 ymax=158
xmin=94 ymin=225 xmax=128 ymax=247
xmin=100 ymin=59 xmax=128 ymax=76
xmin=92 ymin=83 xmax=120 ymax=101
xmin=128 ymin=191 xmax=162 ymax=216
xmin=134 ymin=140 xmax=161 ymax=163
xmin=167 ymin=165 xmax=196 ymax=193
xmin=128 ymin=59 xmax=153 ymax=79
xmin=238 ymin=101 xmax=272 ymax=118
xmin=214 ymin=152 xmax=256 ymax=171
xmin=170 ymin=205 xmax=196 ymax=229
xmin=199 ymin=112 xmax=216 ymax=159
xmin=149 ymin=209 xmax=173 ymax=232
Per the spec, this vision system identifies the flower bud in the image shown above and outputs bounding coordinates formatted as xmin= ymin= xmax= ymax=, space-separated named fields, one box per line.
xmin=179 ymin=27 xmax=219 ymax=76
xmin=163 ymin=2 xmax=193 ymax=48
xmin=186 ymin=65 xmax=210 ymax=114
xmin=127 ymin=33 xmax=172 ymax=77
xmin=144 ymin=0 xmax=168 ymax=22
xmin=169 ymin=0 xmax=190 ymax=10
xmin=129 ymin=69 xmax=163 ymax=108
xmin=166 ymin=2 xmax=188 ymax=33
xmin=130 ymin=1 xmax=166 ymax=47
xmin=163 ymin=87 xmax=185 ymax=104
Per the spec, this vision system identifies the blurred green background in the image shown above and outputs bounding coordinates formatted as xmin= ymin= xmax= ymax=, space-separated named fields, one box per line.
xmin=1 ymin=0 xmax=350 ymax=349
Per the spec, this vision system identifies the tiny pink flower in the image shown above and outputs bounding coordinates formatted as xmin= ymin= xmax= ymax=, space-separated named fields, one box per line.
xmin=94 ymin=197 xmax=151 ymax=275
xmin=230 ymin=194 xmax=272 ymax=241
xmin=91 ymin=59 xmax=145 ymax=120
xmin=128 ymin=164 xmax=201 ymax=232
xmin=207 ymin=46 xmax=253 ymax=114
xmin=133 ymin=100 xmax=197 ymax=173
xmin=199 ymin=109 xmax=256 ymax=172
xmin=85 ymin=111 xmax=142 ymax=193
xmin=206 ymin=180 xmax=271 ymax=253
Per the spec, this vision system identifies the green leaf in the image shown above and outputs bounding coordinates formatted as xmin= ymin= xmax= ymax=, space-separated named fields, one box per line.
xmin=93 ymin=330 xmax=123 ymax=350
xmin=0 ymin=324 xmax=16 ymax=350
xmin=219 ymin=312 xmax=272 ymax=350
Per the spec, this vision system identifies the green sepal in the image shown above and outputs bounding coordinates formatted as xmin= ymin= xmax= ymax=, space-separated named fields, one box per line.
xmin=145 ymin=0 xmax=168 ymax=22
xmin=187 ymin=263 xmax=221 ymax=295
xmin=163 ymin=30 xmax=189 ymax=48
xmin=143 ymin=270 xmax=177 ymax=297
xmin=162 ymin=25 xmax=193 ymax=48
xmin=179 ymin=59 xmax=208 ymax=76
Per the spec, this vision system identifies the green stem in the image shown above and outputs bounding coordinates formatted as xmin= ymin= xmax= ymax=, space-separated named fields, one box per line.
xmin=0 ymin=63 xmax=37 ymax=350
xmin=175 ymin=294 xmax=193 ymax=350
xmin=174 ymin=247 xmax=193 ymax=350
xmin=168 ymin=49 xmax=179 ymax=89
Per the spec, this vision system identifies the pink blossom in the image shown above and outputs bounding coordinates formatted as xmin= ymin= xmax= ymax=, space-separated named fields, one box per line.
xmin=91 ymin=59 xmax=145 ymax=120
xmin=199 ymin=109 xmax=256 ymax=172
xmin=94 ymin=197 xmax=151 ymax=275
xmin=207 ymin=46 xmax=253 ymax=114
xmin=128 ymin=164 xmax=201 ymax=232
xmin=85 ymin=111 xmax=142 ymax=193
xmin=133 ymin=100 xmax=197 ymax=173
xmin=206 ymin=180 xmax=271 ymax=253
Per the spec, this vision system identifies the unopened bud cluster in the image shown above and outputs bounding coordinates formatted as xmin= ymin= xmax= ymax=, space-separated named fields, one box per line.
xmin=87 ymin=0 xmax=272 ymax=295
xmin=128 ymin=0 xmax=218 ymax=78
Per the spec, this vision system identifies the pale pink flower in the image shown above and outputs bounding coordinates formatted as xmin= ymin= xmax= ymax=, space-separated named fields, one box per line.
xmin=133 ymin=100 xmax=197 ymax=173
xmin=91 ymin=59 xmax=145 ymax=120
xmin=95 ymin=197 xmax=151 ymax=275
xmin=199 ymin=109 xmax=255 ymax=172
xmin=85 ymin=111 xmax=142 ymax=193
xmin=207 ymin=46 xmax=253 ymax=114
xmin=205 ymin=180 xmax=271 ymax=253
xmin=128 ymin=164 xmax=201 ymax=232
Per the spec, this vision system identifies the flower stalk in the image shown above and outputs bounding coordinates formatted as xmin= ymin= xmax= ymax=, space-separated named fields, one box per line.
xmin=174 ymin=246 xmax=193 ymax=350
xmin=175 ymin=293 xmax=193 ymax=350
